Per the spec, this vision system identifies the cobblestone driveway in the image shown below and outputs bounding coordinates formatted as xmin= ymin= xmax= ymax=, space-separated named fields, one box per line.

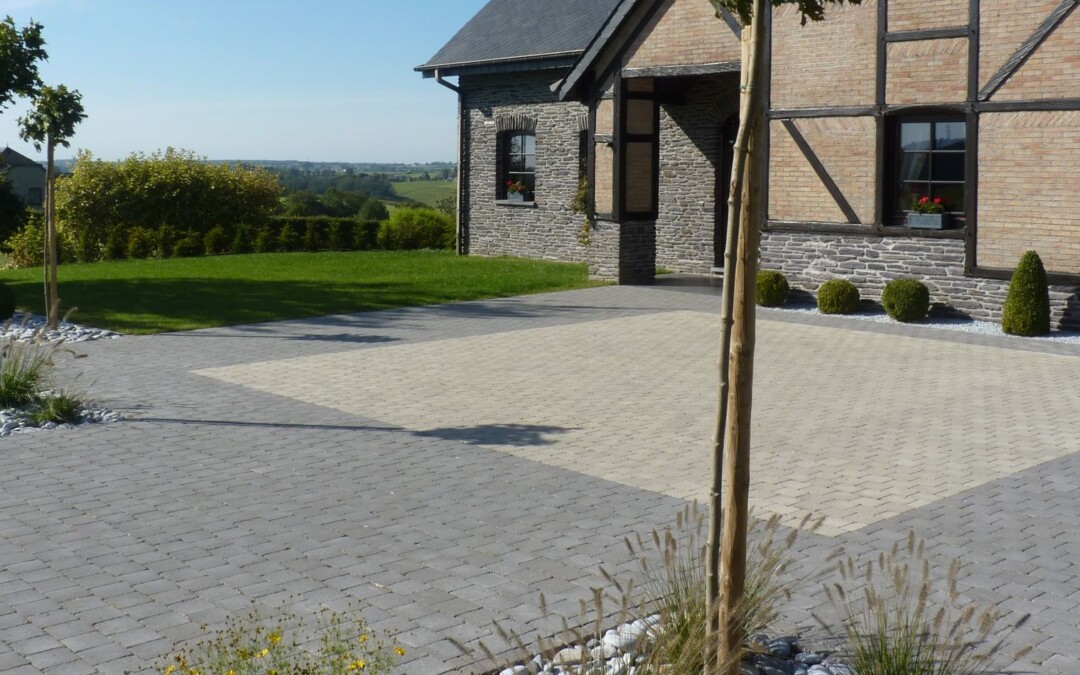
xmin=1 ymin=284 xmax=1078 ymax=673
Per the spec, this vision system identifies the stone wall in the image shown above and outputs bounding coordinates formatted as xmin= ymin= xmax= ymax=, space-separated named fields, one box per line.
xmin=655 ymin=76 xmax=738 ymax=274
xmin=761 ymin=231 xmax=1080 ymax=329
xmin=461 ymin=71 xmax=588 ymax=262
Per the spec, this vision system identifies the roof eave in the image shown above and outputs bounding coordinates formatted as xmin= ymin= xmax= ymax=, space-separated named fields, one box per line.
xmin=416 ymin=49 xmax=584 ymax=77
xmin=554 ymin=0 xmax=642 ymax=101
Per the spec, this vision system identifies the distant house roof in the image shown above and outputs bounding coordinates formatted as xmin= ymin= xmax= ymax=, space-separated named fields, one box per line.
xmin=415 ymin=0 xmax=622 ymax=77
xmin=0 ymin=147 xmax=44 ymax=171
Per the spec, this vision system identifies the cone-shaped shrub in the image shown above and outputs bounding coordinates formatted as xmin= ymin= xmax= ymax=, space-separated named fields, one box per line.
xmin=817 ymin=279 xmax=860 ymax=314
xmin=1002 ymin=250 xmax=1050 ymax=336
xmin=756 ymin=270 xmax=790 ymax=307
xmin=881 ymin=278 xmax=930 ymax=322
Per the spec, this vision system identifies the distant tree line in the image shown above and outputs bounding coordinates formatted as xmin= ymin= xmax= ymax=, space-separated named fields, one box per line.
xmin=275 ymin=169 xmax=397 ymax=201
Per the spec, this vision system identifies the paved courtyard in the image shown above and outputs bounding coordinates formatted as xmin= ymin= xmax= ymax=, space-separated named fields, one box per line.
xmin=1 ymin=283 xmax=1079 ymax=673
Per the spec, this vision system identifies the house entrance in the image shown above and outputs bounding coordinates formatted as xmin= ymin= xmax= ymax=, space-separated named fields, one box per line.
xmin=714 ymin=113 xmax=739 ymax=269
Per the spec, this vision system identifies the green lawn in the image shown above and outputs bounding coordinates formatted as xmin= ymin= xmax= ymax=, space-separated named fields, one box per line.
xmin=0 ymin=251 xmax=599 ymax=334
xmin=391 ymin=180 xmax=456 ymax=207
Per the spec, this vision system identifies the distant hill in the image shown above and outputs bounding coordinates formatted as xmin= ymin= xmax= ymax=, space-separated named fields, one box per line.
xmin=50 ymin=158 xmax=456 ymax=180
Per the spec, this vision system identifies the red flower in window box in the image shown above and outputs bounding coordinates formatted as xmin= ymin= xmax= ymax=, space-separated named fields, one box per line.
xmin=505 ymin=179 xmax=529 ymax=195
xmin=911 ymin=195 xmax=946 ymax=214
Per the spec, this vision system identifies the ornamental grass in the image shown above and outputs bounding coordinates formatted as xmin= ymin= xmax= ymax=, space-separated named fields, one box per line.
xmin=158 ymin=604 xmax=403 ymax=675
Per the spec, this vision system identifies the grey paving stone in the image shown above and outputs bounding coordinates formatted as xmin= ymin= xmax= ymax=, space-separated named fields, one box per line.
xmin=0 ymin=286 xmax=1075 ymax=673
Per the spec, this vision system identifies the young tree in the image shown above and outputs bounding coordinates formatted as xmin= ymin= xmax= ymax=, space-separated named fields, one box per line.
xmin=703 ymin=2 xmax=860 ymax=673
xmin=19 ymin=84 xmax=86 ymax=328
xmin=0 ymin=16 xmax=47 ymax=110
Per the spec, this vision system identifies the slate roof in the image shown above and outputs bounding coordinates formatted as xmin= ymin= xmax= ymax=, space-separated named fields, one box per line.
xmin=416 ymin=0 xmax=622 ymax=75
xmin=0 ymin=147 xmax=44 ymax=170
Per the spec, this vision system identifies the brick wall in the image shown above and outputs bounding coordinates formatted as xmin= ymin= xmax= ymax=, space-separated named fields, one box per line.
xmin=768 ymin=117 xmax=876 ymax=225
xmin=625 ymin=0 xmax=741 ymax=69
xmin=889 ymin=0 xmax=968 ymax=32
xmin=886 ymin=38 xmax=968 ymax=105
xmin=771 ymin=1 xmax=877 ymax=109
xmin=461 ymin=72 xmax=587 ymax=262
xmin=760 ymin=231 xmax=1080 ymax=329
xmin=980 ymin=0 xmax=1059 ymax=89
xmin=978 ymin=111 xmax=1080 ymax=275
xmin=994 ymin=10 xmax=1080 ymax=100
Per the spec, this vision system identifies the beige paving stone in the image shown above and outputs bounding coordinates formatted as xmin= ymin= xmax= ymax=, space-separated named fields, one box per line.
xmin=196 ymin=311 xmax=1080 ymax=536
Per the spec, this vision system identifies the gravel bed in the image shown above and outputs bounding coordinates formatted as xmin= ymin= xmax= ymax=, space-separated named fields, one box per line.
xmin=1 ymin=312 xmax=122 ymax=343
xmin=770 ymin=304 xmax=1080 ymax=344
xmin=498 ymin=616 xmax=849 ymax=675
xmin=0 ymin=405 xmax=121 ymax=437
xmin=0 ymin=314 xmax=122 ymax=435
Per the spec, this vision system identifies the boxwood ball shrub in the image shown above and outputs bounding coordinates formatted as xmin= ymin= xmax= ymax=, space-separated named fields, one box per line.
xmin=817 ymin=278 xmax=860 ymax=315
xmin=1002 ymin=250 xmax=1051 ymax=336
xmin=0 ymin=282 xmax=16 ymax=321
xmin=756 ymin=270 xmax=790 ymax=307
xmin=881 ymin=278 xmax=930 ymax=322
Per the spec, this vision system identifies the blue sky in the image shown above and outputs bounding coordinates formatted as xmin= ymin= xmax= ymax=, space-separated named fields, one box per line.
xmin=0 ymin=0 xmax=487 ymax=162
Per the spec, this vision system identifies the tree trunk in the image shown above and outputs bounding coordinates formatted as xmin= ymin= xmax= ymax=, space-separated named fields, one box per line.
xmin=46 ymin=138 xmax=59 ymax=329
xmin=704 ymin=21 xmax=754 ymax=675
xmin=715 ymin=0 xmax=768 ymax=672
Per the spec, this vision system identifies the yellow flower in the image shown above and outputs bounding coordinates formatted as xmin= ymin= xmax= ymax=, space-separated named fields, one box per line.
xmin=226 ymin=671 xmax=236 ymax=675
xmin=347 ymin=659 xmax=366 ymax=671
xmin=256 ymin=648 xmax=269 ymax=658
xmin=268 ymin=632 xmax=282 ymax=645
xmin=358 ymin=633 xmax=368 ymax=643
xmin=394 ymin=646 xmax=406 ymax=656
xmin=164 ymin=667 xmax=176 ymax=675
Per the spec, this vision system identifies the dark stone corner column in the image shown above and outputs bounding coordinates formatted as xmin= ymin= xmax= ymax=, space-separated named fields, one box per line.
xmin=588 ymin=219 xmax=655 ymax=284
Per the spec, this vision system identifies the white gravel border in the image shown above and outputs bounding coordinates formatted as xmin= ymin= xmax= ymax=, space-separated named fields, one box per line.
xmin=769 ymin=304 xmax=1080 ymax=345
xmin=1 ymin=312 xmax=122 ymax=343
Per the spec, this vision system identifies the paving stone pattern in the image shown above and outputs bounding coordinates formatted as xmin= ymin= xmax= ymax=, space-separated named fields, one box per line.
xmin=1 ymin=285 xmax=1079 ymax=673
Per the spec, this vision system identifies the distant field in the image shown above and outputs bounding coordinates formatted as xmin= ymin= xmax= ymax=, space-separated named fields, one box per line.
xmin=392 ymin=180 xmax=456 ymax=207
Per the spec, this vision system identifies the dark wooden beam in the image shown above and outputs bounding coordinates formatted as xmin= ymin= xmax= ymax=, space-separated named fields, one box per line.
xmin=768 ymin=106 xmax=877 ymax=119
xmin=718 ymin=6 xmax=743 ymax=40
xmin=978 ymin=98 xmax=1080 ymax=112
xmin=763 ymin=5 xmax=773 ymax=225
xmin=623 ymin=61 xmax=739 ymax=79
xmin=875 ymin=0 xmax=888 ymax=227
xmin=780 ymin=119 xmax=861 ymax=225
xmin=885 ymin=26 xmax=968 ymax=42
xmin=884 ymin=103 xmax=968 ymax=114
xmin=979 ymin=0 xmax=1079 ymax=101
xmin=965 ymin=0 xmax=980 ymax=274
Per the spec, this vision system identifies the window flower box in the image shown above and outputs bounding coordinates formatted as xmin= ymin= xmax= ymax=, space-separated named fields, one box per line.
xmin=506 ymin=191 xmax=527 ymax=203
xmin=907 ymin=213 xmax=951 ymax=230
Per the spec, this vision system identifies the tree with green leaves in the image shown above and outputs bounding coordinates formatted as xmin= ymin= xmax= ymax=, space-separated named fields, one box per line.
xmin=19 ymin=84 xmax=86 ymax=328
xmin=703 ymin=2 xmax=860 ymax=673
xmin=0 ymin=15 xmax=47 ymax=109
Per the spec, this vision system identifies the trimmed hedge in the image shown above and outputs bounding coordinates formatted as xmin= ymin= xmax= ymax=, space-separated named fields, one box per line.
xmin=2 ymin=216 xmax=388 ymax=268
xmin=881 ymin=278 xmax=930 ymax=322
xmin=817 ymin=279 xmax=860 ymax=315
xmin=756 ymin=270 xmax=790 ymax=307
xmin=377 ymin=207 xmax=454 ymax=251
xmin=1002 ymin=250 xmax=1051 ymax=336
